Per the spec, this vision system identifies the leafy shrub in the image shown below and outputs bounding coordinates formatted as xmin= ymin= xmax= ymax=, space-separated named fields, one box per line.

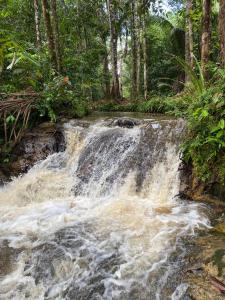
xmin=182 ymin=83 xmax=225 ymax=185
xmin=97 ymin=96 xmax=190 ymax=116
xmin=37 ymin=76 xmax=89 ymax=121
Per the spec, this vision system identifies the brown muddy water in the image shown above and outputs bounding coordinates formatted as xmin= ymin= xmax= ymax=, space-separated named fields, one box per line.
xmin=0 ymin=113 xmax=214 ymax=299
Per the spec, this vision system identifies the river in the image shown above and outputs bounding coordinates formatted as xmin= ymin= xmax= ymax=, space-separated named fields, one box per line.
xmin=0 ymin=113 xmax=211 ymax=299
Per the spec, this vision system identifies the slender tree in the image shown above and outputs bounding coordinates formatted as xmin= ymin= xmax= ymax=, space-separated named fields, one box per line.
xmin=34 ymin=0 xmax=41 ymax=48
xmin=136 ymin=3 xmax=141 ymax=98
xmin=143 ymin=17 xmax=148 ymax=100
xmin=102 ymin=37 xmax=111 ymax=98
xmin=131 ymin=0 xmax=138 ymax=100
xmin=107 ymin=0 xmax=121 ymax=100
xmin=201 ymin=0 xmax=211 ymax=79
xmin=50 ymin=0 xmax=61 ymax=72
xmin=41 ymin=0 xmax=57 ymax=69
xmin=185 ymin=0 xmax=194 ymax=81
xmin=219 ymin=0 xmax=225 ymax=67
xmin=141 ymin=0 xmax=149 ymax=100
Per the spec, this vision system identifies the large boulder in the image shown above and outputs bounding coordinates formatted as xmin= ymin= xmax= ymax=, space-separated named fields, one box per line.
xmin=0 ymin=122 xmax=65 ymax=180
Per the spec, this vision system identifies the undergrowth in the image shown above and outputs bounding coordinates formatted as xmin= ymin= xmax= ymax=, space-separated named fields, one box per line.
xmin=97 ymin=95 xmax=190 ymax=117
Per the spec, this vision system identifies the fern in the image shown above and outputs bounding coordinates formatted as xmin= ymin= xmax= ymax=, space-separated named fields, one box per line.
xmin=174 ymin=55 xmax=206 ymax=95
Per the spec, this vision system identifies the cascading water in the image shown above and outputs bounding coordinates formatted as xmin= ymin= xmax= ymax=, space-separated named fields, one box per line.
xmin=0 ymin=114 xmax=210 ymax=300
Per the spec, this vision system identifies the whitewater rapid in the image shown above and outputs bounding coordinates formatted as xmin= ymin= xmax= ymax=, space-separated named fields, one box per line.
xmin=0 ymin=116 xmax=210 ymax=299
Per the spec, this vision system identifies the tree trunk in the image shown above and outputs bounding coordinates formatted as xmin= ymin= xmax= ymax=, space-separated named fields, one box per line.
xmin=219 ymin=0 xmax=225 ymax=68
xmin=50 ymin=0 xmax=61 ymax=72
xmin=201 ymin=0 xmax=211 ymax=79
xmin=131 ymin=0 xmax=138 ymax=100
xmin=107 ymin=0 xmax=121 ymax=101
xmin=185 ymin=0 xmax=194 ymax=82
xmin=103 ymin=46 xmax=111 ymax=99
xmin=119 ymin=38 xmax=124 ymax=96
xmin=143 ymin=18 xmax=148 ymax=100
xmin=136 ymin=5 xmax=141 ymax=98
xmin=34 ymin=0 xmax=41 ymax=48
xmin=41 ymin=0 xmax=57 ymax=69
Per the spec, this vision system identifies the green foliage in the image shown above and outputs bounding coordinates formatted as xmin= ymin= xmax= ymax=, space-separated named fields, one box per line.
xmin=38 ymin=76 xmax=89 ymax=122
xmin=175 ymin=55 xmax=206 ymax=95
xmin=0 ymin=38 xmax=46 ymax=91
xmin=182 ymin=78 xmax=225 ymax=185
xmin=98 ymin=95 xmax=189 ymax=116
xmin=145 ymin=16 xmax=185 ymax=95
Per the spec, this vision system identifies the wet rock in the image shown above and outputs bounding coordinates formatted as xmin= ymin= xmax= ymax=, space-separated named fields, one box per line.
xmin=207 ymin=183 xmax=225 ymax=202
xmin=109 ymin=117 xmax=141 ymax=128
xmin=214 ymin=221 xmax=225 ymax=234
xmin=178 ymin=148 xmax=225 ymax=205
xmin=0 ymin=169 xmax=8 ymax=186
xmin=183 ymin=227 xmax=225 ymax=300
xmin=1 ymin=122 xmax=66 ymax=178
xmin=73 ymin=118 xmax=184 ymax=197
xmin=179 ymin=161 xmax=225 ymax=207
xmin=0 ymin=240 xmax=18 ymax=276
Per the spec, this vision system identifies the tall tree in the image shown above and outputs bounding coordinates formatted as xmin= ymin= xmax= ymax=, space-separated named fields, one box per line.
xmin=50 ymin=0 xmax=61 ymax=72
xmin=141 ymin=0 xmax=149 ymax=100
xmin=219 ymin=0 xmax=225 ymax=67
xmin=34 ymin=0 xmax=41 ymax=48
xmin=185 ymin=0 xmax=194 ymax=81
xmin=102 ymin=37 xmax=111 ymax=98
xmin=201 ymin=0 xmax=211 ymax=79
xmin=131 ymin=0 xmax=138 ymax=100
xmin=107 ymin=0 xmax=121 ymax=101
xmin=143 ymin=17 xmax=148 ymax=100
xmin=41 ymin=0 xmax=57 ymax=69
xmin=136 ymin=3 xmax=141 ymax=98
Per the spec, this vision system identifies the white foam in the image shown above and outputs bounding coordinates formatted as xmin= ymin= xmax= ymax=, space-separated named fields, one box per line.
xmin=0 ymin=119 xmax=210 ymax=299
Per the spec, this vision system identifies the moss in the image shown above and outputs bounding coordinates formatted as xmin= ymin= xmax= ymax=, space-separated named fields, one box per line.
xmin=211 ymin=249 xmax=225 ymax=277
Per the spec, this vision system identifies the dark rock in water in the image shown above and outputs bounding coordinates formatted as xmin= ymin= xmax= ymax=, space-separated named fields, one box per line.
xmin=73 ymin=119 xmax=183 ymax=197
xmin=1 ymin=122 xmax=65 ymax=179
xmin=0 ymin=240 xmax=19 ymax=276
xmin=109 ymin=117 xmax=141 ymax=128
xmin=0 ymin=169 xmax=8 ymax=186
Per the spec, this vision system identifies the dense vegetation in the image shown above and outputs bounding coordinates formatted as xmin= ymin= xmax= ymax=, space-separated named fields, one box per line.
xmin=0 ymin=0 xmax=225 ymax=189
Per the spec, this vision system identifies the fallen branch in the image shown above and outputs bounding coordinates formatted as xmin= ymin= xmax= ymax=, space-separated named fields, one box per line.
xmin=210 ymin=276 xmax=225 ymax=294
xmin=0 ymin=89 xmax=40 ymax=148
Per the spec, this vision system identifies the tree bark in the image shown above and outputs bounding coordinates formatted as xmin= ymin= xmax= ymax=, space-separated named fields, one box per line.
xmin=107 ymin=0 xmax=121 ymax=101
xmin=143 ymin=18 xmax=148 ymax=100
xmin=219 ymin=0 xmax=225 ymax=68
xmin=50 ymin=0 xmax=61 ymax=73
xmin=34 ymin=0 xmax=41 ymax=48
xmin=136 ymin=3 xmax=141 ymax=98
xmin=131 ymin=0 xmax=138 ymax=100
xmin=185 ymin=0 xmax=194 ymax=82
xmin=41 ymin=0 xmax=57 ymax=69
xmin=201 ymin=0 xmax=211 ymax=79
xmin=103 ymin=46 xmax=111 ymax=99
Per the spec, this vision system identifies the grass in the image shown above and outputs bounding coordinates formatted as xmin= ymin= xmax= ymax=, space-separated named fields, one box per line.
xmin=96 ymin=94 xmax=191 ymax=117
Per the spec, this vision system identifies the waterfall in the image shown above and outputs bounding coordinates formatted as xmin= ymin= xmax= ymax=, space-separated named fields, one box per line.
xmin=0 ymin=115 xmax=210 ymax=300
